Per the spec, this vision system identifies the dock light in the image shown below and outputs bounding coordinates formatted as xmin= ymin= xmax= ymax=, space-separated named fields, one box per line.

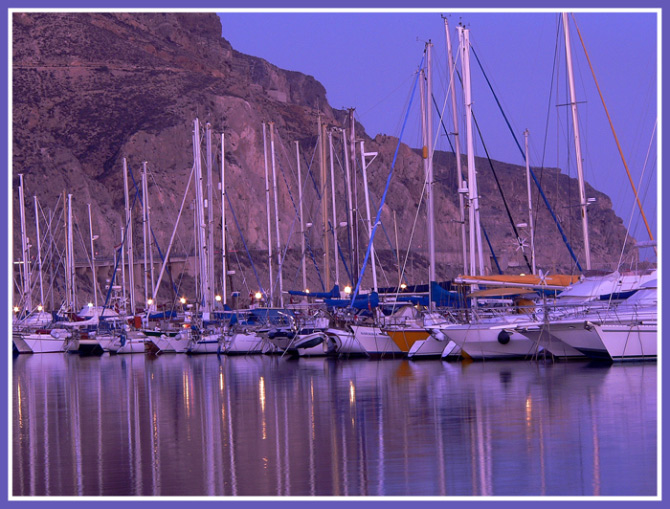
xmin=88 ymin=302 xmax=93 ymax=308
xmin=344 ymin=286 xmax=352 ymax=295
xmin=305 ymin=288 xmax=310 ymax=294
xmin=400 ymin=283 xmax=407 ymax=290
xmin=180 ymin=297 xmax=187 ymax=305
xmin=254 ymin=292 xmax=263 ymax=300
xmin=147 ymin=298 xmax=154 ymax=306
xmin=215 ymin=294 xmax=222 ymax=302
xmin=37 ymin=305 xmax=43 ymax=311
xmin=13 ymin=306 xmax=19 ymax=313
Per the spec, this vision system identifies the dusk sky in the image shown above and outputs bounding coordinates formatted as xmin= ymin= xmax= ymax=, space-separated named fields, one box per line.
xmin=218 ymin=9 xmax=659 ymax=263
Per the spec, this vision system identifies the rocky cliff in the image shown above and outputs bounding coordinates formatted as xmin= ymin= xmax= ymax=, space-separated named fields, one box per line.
xmin=12 ymin=12 xmax=639 ymax=310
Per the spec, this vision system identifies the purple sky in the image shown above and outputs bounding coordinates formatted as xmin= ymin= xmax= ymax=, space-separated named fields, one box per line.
xmin=218 ymin=10 xmax=658 ymax=263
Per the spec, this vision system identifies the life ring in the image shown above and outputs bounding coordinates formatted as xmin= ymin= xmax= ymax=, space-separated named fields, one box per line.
xmin=497 ymin=330 xmax=511 ymax=345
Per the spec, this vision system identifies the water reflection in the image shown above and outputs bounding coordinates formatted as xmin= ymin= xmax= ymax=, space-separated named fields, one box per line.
xmin=12 ymin=354 xmax=657 ymax=497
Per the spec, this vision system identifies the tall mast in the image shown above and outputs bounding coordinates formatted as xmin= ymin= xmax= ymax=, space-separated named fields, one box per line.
xmin=123 ymin=158 xmax=136 ymax=314
xmin=524 ymin=129 xmax=537 ymax=275
xmin=262 ymin=122 xmax=274 ymax=304
xmin=319 ymin=115 xmax=330 ymax=289
xmin=359 ymin=140 xmax=378 ymax=292
xmin=328 ymin=129 xmax=340 ymax=286
xmin=348 ymin=109 xmax=359 ymax=279
xmin=141 ymin=161 xmax=150 ymax=309
xmin=444 ymin=17 xmax=469 ymax=275
xmin=18 ymin=174 xmax=32 ymax=312
xmin=120 ymin=226 xmax=127 ymax=314
xmin=193 ymin=118 xmax=211 ymax=315
xmin=341 ymin=127 xmax=355 ymax=287
xmin=423 ymin=41 xmax=437 ymax=308
xmin=221 ymin=132 xmax=227 ymax=306
xmin=33 ymin=197 xmax=44 ymax=310
xmin=205 ymin=123 xmax=216 ymax=304
xmin=146 ymin=166 xmax=156 ymax=299
xmin=562 ymin=12 xmax=591 ymax=271
xmin=66 ymin=193 xmax=76 ymax=312
xmin=296 ymin=140 xmax=308 ymax=296
xmin=460 ymin=25 xmax=485 ymax=275
xmin=269 ymin=121 xmax=284 ymax=307
xmin=87 ymin=203 xmax=98 ymax=308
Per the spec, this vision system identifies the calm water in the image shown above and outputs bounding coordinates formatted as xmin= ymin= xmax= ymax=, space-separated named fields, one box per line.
xmin=12 ymin=352 xmax=657 ymax=498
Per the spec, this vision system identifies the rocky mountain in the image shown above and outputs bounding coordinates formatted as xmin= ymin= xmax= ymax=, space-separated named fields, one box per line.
xmin=12 ymin=12 xmax=639 ymax=310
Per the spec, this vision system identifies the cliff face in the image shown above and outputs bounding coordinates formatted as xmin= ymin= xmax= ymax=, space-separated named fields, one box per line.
xmin=12 ymin=12 xmax=638 ymax=309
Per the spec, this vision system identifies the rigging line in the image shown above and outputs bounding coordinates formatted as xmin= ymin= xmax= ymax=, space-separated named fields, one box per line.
xmin=395 ymin=166 xmax=428 ymax=298
xmin=535 ymin=20 xmax=562 ymax=241
xmin=571 ymin=13 xmax=656 ymax=254
xmin=431 ymin=93 xmax=455 ymax=153
xmin=470 ymin=44 xmax=583 ymax=273
xmin=481 ymin=226 xmax=503 ymax=275
xmin=351 ymin=55 xmax=424 ymax=305
xmin=224 ymin=192 xmax=266 ymax=298
xmin=127 ymin=164 xmax=180 ymax=299
xmin=276 ymin=130 xmax=353 ymax=285
xmin=470 ymin=109 xmax=533 ymax=273
xmin=298 ymin=138 xmax=326 ymax=291
xmin=617 ymin=120 xmax=657 ymax=271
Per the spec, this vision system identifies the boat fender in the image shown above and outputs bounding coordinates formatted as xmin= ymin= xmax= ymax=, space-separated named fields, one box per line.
xmin=497 ymin=330 xmax=511 ymax=345
xmin=120 ymin=331 xmax=127 ymax=347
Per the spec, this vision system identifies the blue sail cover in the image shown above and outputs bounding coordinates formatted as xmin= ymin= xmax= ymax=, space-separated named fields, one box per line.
xmin=378 ymin=281 xmax=464 ymax=308
xmin=148 ymin=311 xmax=178 ymax=320
xmin=288 ymin=285 xmax=340 ymax=299
xmin=325 ymin=292 xmax=379 ymax=310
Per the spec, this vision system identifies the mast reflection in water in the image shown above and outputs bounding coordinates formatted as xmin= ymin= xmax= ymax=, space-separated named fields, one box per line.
xmin=12 ymin=354 xmax=656 ymax=497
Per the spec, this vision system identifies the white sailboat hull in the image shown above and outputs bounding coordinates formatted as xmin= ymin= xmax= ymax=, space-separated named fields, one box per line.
xmin=19 ymin=332 xmax=66 ymax=353
xmin=351 ymin=325 xmax=402 ymax=357
xmin=441 ymin=323 xmax=542 ymax=360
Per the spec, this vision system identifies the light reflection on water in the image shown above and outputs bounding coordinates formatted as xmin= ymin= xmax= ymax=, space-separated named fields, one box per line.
xmin=12 ymin=353 xmax=656 ymax=497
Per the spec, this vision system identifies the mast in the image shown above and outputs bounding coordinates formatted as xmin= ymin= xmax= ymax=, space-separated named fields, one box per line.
xmin=66 ymin=193 xmax=76 ymax=312
xmin=444 ymin=17 xmax=469 ymax=275
xmin=18 ymin=174 xmax=32 ymax=312
xmin=524 ymin=129 xmax=537 ymax=275
xmin=269 ymin=121 xmax=284 ymax=307
xmin=459 ymin=25 xmax=486 ymax=275
xmin=328 ymin=129 xmax=340 ymax=286
xmin=221 ymin=132 xmax=227 ymax=307
xmin=359 ymin=140 xmax=378 ymax=292
xmin=33 ymin=197 xmax=44 ymax=310
xmin=296 ymin=140 xmax=308 ymax=296
xmin=341 ymin=127 xmax=355 ymax=287
xmin=319 ymin=115 xmax=330 ymax=289
xmin=562 ymin=12 xmax=591 ymax=270
xmin=205 ymin=123 xmax=216 ymax=305
xmin=193 ymin=118 xmax=211 ymax=316
xmin=123 ymin=158 xmax=136 ymax=315
xmin=87 ymin=203 xmax=98 ymax=308
xmin=141 ymin=161 xmax=150 ymax=309
xmin=348 ymin=109 xmax=359 ymax=279
xmin=262 ymin=122 xmax=274 ymax=304
xmin=426 ymin=41 xmax=436 ymax=298
xmin=146 ymin=166 xmax=156 ymax=300
xmin=120 ymin=226 xmax=127 ymax=314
